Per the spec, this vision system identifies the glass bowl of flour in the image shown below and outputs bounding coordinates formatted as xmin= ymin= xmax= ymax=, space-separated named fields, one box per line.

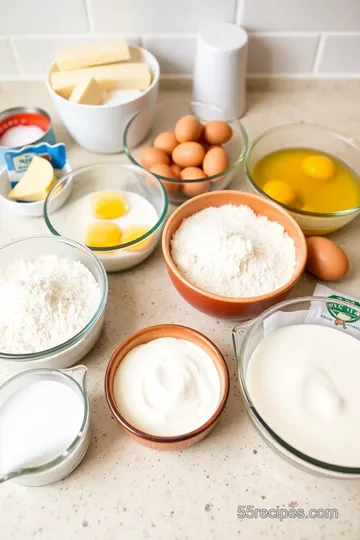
xmin=0 ymin=235 xmax=108 ymax=371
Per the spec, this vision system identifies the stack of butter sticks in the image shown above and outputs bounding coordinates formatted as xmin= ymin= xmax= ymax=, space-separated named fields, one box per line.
xmin=51 ymin=39 xmax=151 ymax=105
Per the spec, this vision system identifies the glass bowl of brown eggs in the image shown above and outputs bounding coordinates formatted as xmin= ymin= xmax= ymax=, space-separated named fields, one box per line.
xmin=123 ymin=101 xmax=248 ymax=204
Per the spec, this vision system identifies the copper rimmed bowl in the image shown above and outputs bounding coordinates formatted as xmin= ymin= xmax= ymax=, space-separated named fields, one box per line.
xmin=104 ymin=324 xmax=229 ymax=450
xmin=162 ymin=190 xmax=307 ymax=320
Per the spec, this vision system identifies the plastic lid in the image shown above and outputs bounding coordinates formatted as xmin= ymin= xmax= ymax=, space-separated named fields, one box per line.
xmin=198 ymin=23 xmax=248 ymax=52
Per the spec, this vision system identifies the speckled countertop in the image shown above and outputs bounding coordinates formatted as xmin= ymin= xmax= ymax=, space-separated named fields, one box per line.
xmin=0 ymin=82 xmax=360 ymax=540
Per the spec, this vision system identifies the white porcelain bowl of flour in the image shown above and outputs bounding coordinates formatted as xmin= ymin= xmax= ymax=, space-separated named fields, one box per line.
xmin=0 ymin=235 xmax=108 ymax=372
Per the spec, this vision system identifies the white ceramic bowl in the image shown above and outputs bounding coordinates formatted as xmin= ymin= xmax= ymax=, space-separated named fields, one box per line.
xmin=0 ymin=162 xmax=73 ymax=217
xmin=0 ymin=235 xmax=108 ymax=372
xmin=0 ymin=366 xmax=90 ymax=486
xmin=46 ymin=46 xmax=160 ymax=154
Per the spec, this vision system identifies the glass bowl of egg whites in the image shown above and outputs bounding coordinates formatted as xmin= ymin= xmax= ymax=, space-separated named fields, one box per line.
xmin=123 ymin=100 xmax=248 ymax=204
xmin=44 ymin=162 xmax=168 ymax=272
xmin=245 ymin=123 xmax=360 ymax=236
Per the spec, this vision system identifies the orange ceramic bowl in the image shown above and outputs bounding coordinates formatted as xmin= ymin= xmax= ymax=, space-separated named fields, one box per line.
xmin=162 ymin=190 xmax=307 ymax=320
xmin=104 ymin=324 xmax=229 ymax=450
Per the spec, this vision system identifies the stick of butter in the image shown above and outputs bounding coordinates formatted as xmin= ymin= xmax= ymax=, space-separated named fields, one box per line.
xmin=56 ymin=39 xmax=130 ymax=71
xmin=51 ymin=63 xmax=151 ymax=99
xmin=8 ymin=156 xmax=56 ymax=202
xmin=69 ymin=77 xmax=106 ymax=105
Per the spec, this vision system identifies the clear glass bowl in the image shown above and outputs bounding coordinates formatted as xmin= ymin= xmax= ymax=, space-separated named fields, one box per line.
xmin=44 ymin=162 xmax=168 ymax=272
xmin=233 ymin=296 xmax=360 ymax=478
xmin=245 ymin=123 xmax=360 ymax=235
xmin=0 ymin=235 xmax=107 ymax=368
xmin=123 ymin=100 xmax=248 ymax=205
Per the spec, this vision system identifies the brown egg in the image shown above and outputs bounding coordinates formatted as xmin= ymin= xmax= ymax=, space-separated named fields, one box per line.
xmin=203 ymin=147 xmax=230 ymax=176
xmin=139 ymin=147 xmax=169 ymax=169
xmin=149 ymin=164 xmax=180 ymax=195
xmin=172 ymin=142 xmax=205 ymax=168
xmin=180 ymin=166 xmax=207 ymax=180
xmin=153 ymin=132 xmax=178 ymax=154
xmin=183 ymin=180 xmax=211 ymax=197
xmin=175 ymin=115 xmax=203 ymax=142
xmin=203 ymin=121 xmax=233 ymax=145
xmin=170 ymin=163 xmax=182 ymax=178
xmin=306 ymin=236 xmax=349 ymax=282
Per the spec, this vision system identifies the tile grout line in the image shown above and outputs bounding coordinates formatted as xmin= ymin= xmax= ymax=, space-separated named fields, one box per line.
xmin=235 ymin=0 xmax=246 ymax=26
xmin=83 ymin=0 xmax=94 ymax=33
xmin=8 ymin=37 xmax=23 ymax=76
xmin=312 ymin=34 xmax=327 ymax=74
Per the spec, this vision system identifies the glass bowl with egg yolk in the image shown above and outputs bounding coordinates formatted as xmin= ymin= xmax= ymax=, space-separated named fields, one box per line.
xmin=245 ymin=123 xmax=360 ymax=235
xmin=44 ymin=162 xmax=168 ymax=273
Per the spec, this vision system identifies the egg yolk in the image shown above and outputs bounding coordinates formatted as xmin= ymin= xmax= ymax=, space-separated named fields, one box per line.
xmin=85 ymin=222 xmax=122 ymax=249
xmin=302 ymin=155 xmax=335 ymax=181
xmin=263 ymin=180 xmax=296 ymax=205
xmin=122 ymin=226 xmax=152 ymax=252
xmin=92 ymin=190 xmax=128 ymax=219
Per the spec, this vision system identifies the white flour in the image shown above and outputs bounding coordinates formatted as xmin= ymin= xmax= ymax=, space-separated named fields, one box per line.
xmin=0 ymin=255 xmax=101 ymax=354
xmin=171 ymin=204 xmax=296 ymax=298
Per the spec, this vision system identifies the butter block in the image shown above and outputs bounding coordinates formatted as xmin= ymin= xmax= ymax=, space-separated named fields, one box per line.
xmin=8 ymin=156 xmax=56 ymax=202
xmin=56 ymin=39 xmax=130 ymax=71
xmin=51 ymin=63 xmax=151 ymax=99
xmin=69 ymin=77 xmax=105 ymax=105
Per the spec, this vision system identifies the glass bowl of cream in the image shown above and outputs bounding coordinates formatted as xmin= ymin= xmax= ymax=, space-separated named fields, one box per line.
xmin=105 ymin=324 xmax=229 ymax=450
xmin=233 ymin=296 xmax=360 ymax=478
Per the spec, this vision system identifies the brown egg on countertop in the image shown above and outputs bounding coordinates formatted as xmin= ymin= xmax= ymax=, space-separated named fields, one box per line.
xmin=153 ymin=132 xmax=178 ymax=154
xmin=149 ymin=164 xmax=180 ymax=194
xmin=172 ymin=142 xmax=205 ymax=168
xmin=175 ymin=115 xmax=203 ymax=143
xmin=203 ymin=121 xmax=233 ymax=145
xmin=140 ymin=147 xmax=169 ymax=169
xmin=306 ymin=236 xmax=349 ymax=282
xmin=203 ymin=147 xmax=230 ymax=176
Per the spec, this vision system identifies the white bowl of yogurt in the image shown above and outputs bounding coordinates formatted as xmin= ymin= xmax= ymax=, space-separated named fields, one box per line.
xmin=233 ymin=296 xmax=360 ymax=477
xmin=44 ymin=162 xmax=168 ymax=273
xmin=105 ymin=324 xmax=230 ymax=450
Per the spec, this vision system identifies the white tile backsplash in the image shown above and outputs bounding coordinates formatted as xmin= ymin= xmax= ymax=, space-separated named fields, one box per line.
xmin=317 ymin=35 xmax=360 ymax=74
xmin=0 ymin=39 xmax=17 ymax=75
xmin=248 ymin=36 xmax=319 ymax=74
xmin=242 ymin=0 xmax=360 ymax=32
xmin=88 ymin=0 xmax=236 ymax=33
xmin=0 ymin=0 xmax=360 ymax=78
xmin=142 ymin=36 xmax=196 ymax=75
xmin=0 ymin=0 xmax=89 ymax=34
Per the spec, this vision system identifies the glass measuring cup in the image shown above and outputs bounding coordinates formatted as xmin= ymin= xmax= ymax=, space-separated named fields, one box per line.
xmin=0 ymin=365 xmax=90 ymax=487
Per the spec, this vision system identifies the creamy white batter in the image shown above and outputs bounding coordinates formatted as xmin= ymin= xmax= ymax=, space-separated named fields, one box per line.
xmin=247 ymin=324 xmax=360 ymax=467
xmin=114 ymin=337 xmax=221 ymax=436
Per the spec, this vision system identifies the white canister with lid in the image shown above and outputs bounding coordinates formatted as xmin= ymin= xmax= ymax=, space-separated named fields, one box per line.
xmin=0 ymin=365 xmax=90 ymax=487
xmin=192 ymin=23 xmax=248 ymax=118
